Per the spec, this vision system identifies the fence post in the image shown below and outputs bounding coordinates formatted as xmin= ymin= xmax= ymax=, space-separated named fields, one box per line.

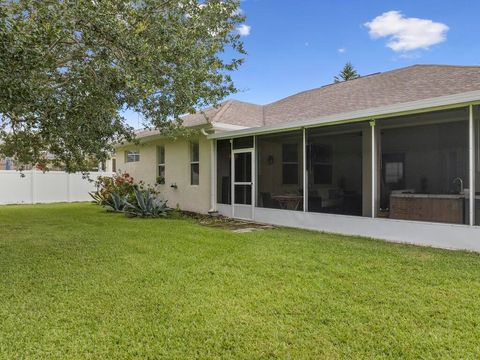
xmin=67 ymin=173 xmax=71 ymax=203
xmin=30 ymin=168 xmax=35 ymax=204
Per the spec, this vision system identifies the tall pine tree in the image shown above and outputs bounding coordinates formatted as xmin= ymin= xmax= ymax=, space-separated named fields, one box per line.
xmin=334 ymin=62 xmax=360 ymax=83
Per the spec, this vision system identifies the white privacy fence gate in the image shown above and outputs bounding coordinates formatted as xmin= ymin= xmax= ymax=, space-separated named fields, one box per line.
xmin=0 ymin=170 xmax=112 ymax=205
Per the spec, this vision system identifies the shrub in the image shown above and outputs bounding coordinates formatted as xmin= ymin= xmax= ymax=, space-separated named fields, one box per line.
xmin=90 ymin=172 xmax=150 ymax=205
xmin=124 ymin=189 xmax=168 ymax=218
xmin=104 ymin=192 xmax=127 ymax=212
xmin=90 ymin=172 xmax=167 ymax=217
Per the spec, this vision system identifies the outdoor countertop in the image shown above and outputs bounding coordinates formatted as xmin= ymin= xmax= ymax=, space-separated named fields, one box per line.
xmin=390 ymin=193 xmax=480 ymax=199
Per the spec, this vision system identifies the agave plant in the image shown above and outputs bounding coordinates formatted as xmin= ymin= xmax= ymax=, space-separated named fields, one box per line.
xmin=89 ymin=190 xmax=107 ymax=205
xmin=124 ymin=189 xmax=168 ymax=218
xmin=104 ymin=192 xmax=127 ymax=212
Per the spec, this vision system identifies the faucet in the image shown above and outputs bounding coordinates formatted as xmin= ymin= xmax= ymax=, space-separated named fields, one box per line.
xmin=453 ymin=177 xmax=464 ymax=194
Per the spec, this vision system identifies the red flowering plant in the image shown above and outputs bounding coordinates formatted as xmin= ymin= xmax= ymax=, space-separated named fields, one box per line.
xmin=90 ymin=172 xmax=157 ymax=206
xmin=35 ymin=162 xmax=46 ymax=171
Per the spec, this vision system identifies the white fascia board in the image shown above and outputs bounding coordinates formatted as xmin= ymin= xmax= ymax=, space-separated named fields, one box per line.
xmin=211 ymin=122 xmax=251 ymax=132
xmin=208 ymin=90 xmax=480 ymax=140
xmin=113 ymin=123 xmax=212 ymax=148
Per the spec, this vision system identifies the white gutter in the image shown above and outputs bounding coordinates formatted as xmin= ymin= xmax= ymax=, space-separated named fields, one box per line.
xmin=113 ymin=123 xmax=212 ymax=148
xmin=208 ymin=90 xmax=480 ymax=140
xmin=113 ymin=122 xmax=251 ymax=148
xmin=211 ymin=122 xmax=251 ymax=131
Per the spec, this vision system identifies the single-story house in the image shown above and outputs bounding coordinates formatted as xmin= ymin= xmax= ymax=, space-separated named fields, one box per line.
xmin=115 ymin=64 xmax=480 ymax=251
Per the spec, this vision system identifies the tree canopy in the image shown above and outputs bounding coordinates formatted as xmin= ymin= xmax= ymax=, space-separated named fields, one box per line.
xmin=0 ymin=0 xmax=245 ymax=171
xmin=334 ymin=62 xmax=360 ymax=83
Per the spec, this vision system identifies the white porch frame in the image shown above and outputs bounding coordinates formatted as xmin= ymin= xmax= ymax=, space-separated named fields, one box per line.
xmin=469 ymin=104 xmax=475 ymax=225
xmin=212 ymin=100 xmax=480 ymax=251
xmin=210 ymin=139 xmax=217 ymax=212
xmin=302 ymin=128 xmax=307 ymax=212
xmin=370 ymin=120 xmax=376 ymax=218
xmin=231 ymin=144 xmax=255 ymax=220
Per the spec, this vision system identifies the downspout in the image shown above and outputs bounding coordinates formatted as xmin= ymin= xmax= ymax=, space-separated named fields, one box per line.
xmin=201 ymin=127 xmax=217 ymax=214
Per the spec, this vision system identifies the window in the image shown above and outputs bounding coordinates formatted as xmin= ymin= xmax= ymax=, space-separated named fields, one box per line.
xmin=383 ymin=154 xmax=405 ymax=185
xmin=310 ymin=144 xmax=333 ymax=185
xmin=282 ymin=143 xmax=299 ymax=184
xmin=190 ymin=141 xmax=199 ymax=185
xmin=233 ymin=136 xmax=254 ymax=150
xmin=157 ymin=146 xmax=165 ymax=185
xmin=125 ymin=150 xmax=140 ymax=163
xmin=257 ymin=131 xmax=304 ymax=211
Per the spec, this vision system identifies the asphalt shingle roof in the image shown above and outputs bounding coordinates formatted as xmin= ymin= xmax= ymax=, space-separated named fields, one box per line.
xmin=181 ymin=99 xmax=264 ymax=127
xmin=263 ymin=64 xmax=480 ymax=125
xmin=136 ymin=64 xmax=480 ymax=137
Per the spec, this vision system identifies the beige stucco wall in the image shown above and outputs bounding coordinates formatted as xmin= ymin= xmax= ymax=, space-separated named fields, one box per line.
xmin=115 ymin=134 xmax=212 ymax=214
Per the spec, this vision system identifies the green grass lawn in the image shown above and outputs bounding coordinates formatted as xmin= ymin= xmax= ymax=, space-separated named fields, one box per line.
xmin=1 ymin=203 xmax=480 ymax=359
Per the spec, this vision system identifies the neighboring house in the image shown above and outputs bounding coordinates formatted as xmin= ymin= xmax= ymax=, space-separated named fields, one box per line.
xmin=115 ymin=65 xmax=480 ymax=251
xmin=0 ymin=157 xmax=15 ymax=170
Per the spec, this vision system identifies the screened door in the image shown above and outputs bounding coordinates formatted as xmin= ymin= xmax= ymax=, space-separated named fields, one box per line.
xmin=233 ymin=150 xmax=254 ymax=219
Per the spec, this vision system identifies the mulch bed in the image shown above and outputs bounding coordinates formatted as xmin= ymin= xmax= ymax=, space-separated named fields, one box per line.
xmin=178 ymin=211 xmax=274 ymax=232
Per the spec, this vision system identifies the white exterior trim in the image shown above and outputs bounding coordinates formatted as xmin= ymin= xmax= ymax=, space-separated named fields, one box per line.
xmin=217 ymin=203 xmax=233 ymax=217
xmin=214 ymin=101 xmax=480 ymax=252
xmin=209 ymin=140 xmax=216 ymax=212
xmin=212 ymin=122 xmax=251 ymax=131
xmin=302 ymin=128 xmax=307 ymax=212
xmin=217 ymin=204 xmax=480 ymax=252
xmin=231 ymin=147 xmax=255 ymax=220
xmin=370 ymin=120 xmax=376 ymax=218
xmin=469 ymin=105 xmax=475 ymax=225
xmin=209 ymin=90 xmax=480 ymax=140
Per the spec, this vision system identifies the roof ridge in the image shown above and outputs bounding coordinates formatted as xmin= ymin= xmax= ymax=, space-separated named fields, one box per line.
xmin=408 ymin=64 xmax=480 ymax=68
xmin=265 ymin=64 xmax=480 ymax=107
xmin=228 ymin=99 xmax=263 ymax=107
xmin=211 ymin=100 xmax=234 ymax=123
xmin=265 ymin=66 xmax=418 ymax=106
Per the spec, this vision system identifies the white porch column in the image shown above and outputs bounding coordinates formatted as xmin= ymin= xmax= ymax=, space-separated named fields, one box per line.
xmin=252 ymin=135 xmax=256 ymax=220
xmin=370 ymin=120 xmax=376 ymax=218
xmin=469 ymin=105 xmax=475 ymax=226
xmin=230 ymin=139 xmax=235 ymax=218
xmin=303 ymin=127 xmax=308 ymax=212
xmin=209 ymin=139 xmax=216 ymax=212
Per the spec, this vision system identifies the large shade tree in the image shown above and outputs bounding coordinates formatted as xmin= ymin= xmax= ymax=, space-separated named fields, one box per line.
xmin=0 ymin=0 xmax=245 ymax=171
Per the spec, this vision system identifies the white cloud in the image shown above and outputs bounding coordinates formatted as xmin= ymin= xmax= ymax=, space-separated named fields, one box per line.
xmin=365 ymin=11 xmax=449 ymax=52
xmin=338 ymin=48 xmax=346 ymax=53
xmin=237 ymin=24 xmax=251 ymax=36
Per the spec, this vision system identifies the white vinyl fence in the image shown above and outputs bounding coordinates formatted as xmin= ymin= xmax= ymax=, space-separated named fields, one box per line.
xmin=0 ymin=170 xmax=112 ymax=205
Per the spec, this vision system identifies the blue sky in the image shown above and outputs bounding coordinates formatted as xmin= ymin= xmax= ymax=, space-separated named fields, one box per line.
xmin=124 ymin=0 xmax=480 ymax=128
